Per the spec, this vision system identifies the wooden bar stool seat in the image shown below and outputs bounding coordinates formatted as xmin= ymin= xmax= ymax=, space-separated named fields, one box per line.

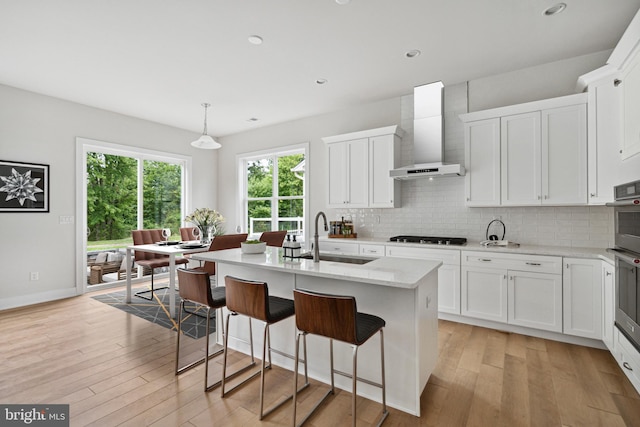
xmin=221 ymin=275 xmax=309 ymax=420
xmin=292 ymin=288 xmax=388 ymax=427
xmin=175 ymin=269 xmax=255 ymax=392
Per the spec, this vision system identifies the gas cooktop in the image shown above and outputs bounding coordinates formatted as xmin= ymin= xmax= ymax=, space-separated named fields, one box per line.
xmin=389 ymin=235 xmax=467 ymax=246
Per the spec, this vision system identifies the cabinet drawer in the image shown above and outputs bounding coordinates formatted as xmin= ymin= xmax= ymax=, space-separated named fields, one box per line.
xmin=359 ymin=244 xmax=385 ymax=257
xmin=318 ymin=241 xmax=359 ymax=254
xmin=462 ymin=251 xmax=562 ymax=274
xmin=386 ymin=246 xmax=461 ymax=265
xmin=616 ymin=330 xmax=640 ymax=391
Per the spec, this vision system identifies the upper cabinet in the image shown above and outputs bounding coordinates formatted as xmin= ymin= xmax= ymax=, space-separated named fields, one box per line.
xmin=578 ymin=8 xmax=640 ymax=203
xmin=461 ymin=94 xmax=588 ymax=207
xmin=323 ymin=125 xmax=403 ymax=209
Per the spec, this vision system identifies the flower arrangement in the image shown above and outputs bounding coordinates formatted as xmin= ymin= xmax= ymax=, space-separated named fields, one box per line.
xmin=185 ymin=208 xmax=225 ymax=240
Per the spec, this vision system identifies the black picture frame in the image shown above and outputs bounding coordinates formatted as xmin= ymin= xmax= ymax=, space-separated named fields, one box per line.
xmin=0 ymin=160 xmax=49 ymax=213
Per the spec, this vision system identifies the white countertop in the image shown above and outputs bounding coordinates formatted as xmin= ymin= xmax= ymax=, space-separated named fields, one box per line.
xmin=320 ymin=236 xmax=614 ymax=263
xmin=192 ymin=247 xmax=441 ymax=289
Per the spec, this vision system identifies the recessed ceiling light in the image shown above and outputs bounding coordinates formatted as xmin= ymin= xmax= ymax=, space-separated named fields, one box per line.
xmin=335 ymin=0 xmax=351 ymax=4
xmin=248 ymin=35 xmax=263 ymax=45
xmin=316 ymin=78 xmax=328 ymax=85
xmin=543 ymin=3 xmax=566 ymax=16
xmin=405 ymin=49 xmax=421 ymax=58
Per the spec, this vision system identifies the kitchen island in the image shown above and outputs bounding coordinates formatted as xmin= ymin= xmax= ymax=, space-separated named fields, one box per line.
xmin=191 ymin=247 xmax=441 ymax=416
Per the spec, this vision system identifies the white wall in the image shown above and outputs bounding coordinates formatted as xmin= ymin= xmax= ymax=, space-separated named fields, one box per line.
xmin=219 ymin=53 xmax=621 ymax=249
xmin=0 ymin=84 xmax=216 ymax=308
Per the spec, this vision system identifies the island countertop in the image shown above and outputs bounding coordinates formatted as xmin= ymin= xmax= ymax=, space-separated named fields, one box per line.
xmin=191 ymin=246 xmax=441 ymax=289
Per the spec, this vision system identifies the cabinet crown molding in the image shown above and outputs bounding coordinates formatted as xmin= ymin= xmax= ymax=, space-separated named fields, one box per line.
xmin=459 ymin=93 xmax=587 ymax=123
xmin=322 ymin=125 xmax=404 ymax=144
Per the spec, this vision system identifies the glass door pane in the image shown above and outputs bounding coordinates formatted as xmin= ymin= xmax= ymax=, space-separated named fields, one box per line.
xmin=143 ymin=160 xmax=182 ymax=239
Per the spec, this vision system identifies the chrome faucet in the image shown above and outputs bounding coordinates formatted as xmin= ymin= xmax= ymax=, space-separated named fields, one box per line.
xmin=313 ymin=211 xmax=328 ymax=262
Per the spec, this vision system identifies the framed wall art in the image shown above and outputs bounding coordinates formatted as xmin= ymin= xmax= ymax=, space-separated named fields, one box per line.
xmin=0 ymin=160 xmax=49 ymax=213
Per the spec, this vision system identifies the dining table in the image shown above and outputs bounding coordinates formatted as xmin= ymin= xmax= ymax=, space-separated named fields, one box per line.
xmin=125 ymin=242 xmax=210 ymax=317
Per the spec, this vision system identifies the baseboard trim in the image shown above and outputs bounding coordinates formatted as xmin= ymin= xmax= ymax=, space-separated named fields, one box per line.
xmin=0 ymin=288 xmax=79 ymax=311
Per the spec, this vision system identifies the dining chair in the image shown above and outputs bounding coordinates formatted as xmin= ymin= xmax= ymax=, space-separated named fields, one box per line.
xmin=259 ymin=230 xmax=288 ymax=247
xmin=131 ymin=229 xmax=189 ymax=300
xmin=180 ymin=226 xmax=199 ymax=241
xmin=194 ymin=233 xmax=248 ymax=276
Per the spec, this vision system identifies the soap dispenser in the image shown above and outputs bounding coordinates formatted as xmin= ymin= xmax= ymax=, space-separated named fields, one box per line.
xmin=291 ymin=235 xmax=301 ymax=258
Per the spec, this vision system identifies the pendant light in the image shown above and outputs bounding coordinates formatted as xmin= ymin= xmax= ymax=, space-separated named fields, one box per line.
xmin=190 ymin=103 xmax=221 ymax=149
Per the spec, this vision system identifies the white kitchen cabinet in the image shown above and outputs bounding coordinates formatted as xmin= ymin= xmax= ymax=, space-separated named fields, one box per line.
xmin=501 ymin=112 xmax=541 ymax=206
xmin=508 ymin=270 xmax=563 ymax=332
xmin=602 ymin=261 xmax=616 ymax=352
xmin=460 ymin=94 xmax=588 ymax=207
xmin=461 ymin=251 xmax=563 ymax=331
xmin=563 ymin=258 xmax=602 ymax=340
xmin=615 ymin=328 xmax=640 ymax=393
xmin=386 ymin=246 xmax=461 ymax=315
xmin=317 ymin=240 xmax=359 ymax=255
xmin=542 ymin=104 xmax=588 ymax=205
xmin=587 ymin=75 xmax=621 ymax=204
xmin=461 ymin=266 xmax=508 ymax=323
xmin=621 ymin=52 xmax=640 ymax=160
xmin=464 ymin=118 xmax=501 ymax=206
xmin=326 ymin=138 xmax=368 ymax=208
xmin=323 ymin=126 xmax=403 ymax=209
xmin=369 ymin=134 xmax=401 ymax=208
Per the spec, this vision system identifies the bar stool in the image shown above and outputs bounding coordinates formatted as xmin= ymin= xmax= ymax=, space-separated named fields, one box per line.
xmin=221 ymin=275 xmax=309 ymax=420
xmin=292 ymin=288 xmax=388 ymax=427
xmin=175 ymin=269 xmax=255 ymax=391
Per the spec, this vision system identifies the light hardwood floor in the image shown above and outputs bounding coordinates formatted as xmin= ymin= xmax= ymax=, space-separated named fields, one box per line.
xmin=1 ymin=287 xmax=639 ymax=427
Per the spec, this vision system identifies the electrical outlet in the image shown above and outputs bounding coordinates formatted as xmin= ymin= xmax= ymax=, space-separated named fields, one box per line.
xmin=30 ymin=272 xmax=39 ymax=281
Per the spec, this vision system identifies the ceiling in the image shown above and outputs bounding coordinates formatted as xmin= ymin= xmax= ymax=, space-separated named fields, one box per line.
xmin=2 ymin=0 xmax=640 ymax=138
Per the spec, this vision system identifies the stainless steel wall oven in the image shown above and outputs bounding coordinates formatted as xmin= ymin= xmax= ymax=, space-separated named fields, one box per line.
xmin=607 ymin=179 xmax=640 ymax=352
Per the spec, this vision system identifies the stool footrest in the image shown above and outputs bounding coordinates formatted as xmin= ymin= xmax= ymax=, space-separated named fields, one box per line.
xmin=332 ymin=368 xmax=384 ymax=389
xmin=206 ymin=359 xmax=256 ymax=392
xmin=261 ymin=382 xmax=310 ymax=420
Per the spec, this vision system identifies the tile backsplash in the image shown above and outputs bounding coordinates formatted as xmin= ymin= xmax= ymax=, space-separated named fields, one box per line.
xmin=330 ymin=83 xmax=613 ymax=248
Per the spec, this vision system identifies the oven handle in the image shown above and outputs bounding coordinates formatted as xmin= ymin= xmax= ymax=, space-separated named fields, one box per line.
xmin=605 ymin=199 xmax=640 ymax=207
xmin=607 ymin=248 xmax=640 ymax=265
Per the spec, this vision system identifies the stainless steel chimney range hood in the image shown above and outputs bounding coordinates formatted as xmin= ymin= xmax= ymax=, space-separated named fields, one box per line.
xmin=390 ymin=81 xmax=465 ymax=180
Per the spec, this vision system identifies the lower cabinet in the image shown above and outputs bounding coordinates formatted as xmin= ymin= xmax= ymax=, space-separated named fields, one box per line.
xmin=461 ymin=251 xmax=563 ymax=332
xmin=563 ymin=258 xmax=602 ymax=340
xmin=602 ymin=261 xmax=616 ymax=351
xmin=386 ymin=246 xmax=461 ymax=314
xmin=508 ymin=270 xmax=563 ymax=332
xmin=317 ymin=240 xmax=359 ymax=254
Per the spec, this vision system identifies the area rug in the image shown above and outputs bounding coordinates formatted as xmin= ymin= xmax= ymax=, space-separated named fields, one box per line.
xmin=91 ymin=287 xmax=214 ymax=339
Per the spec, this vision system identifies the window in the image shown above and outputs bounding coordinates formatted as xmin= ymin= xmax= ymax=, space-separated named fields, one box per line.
xmin=240 ymin=144 xmax=308 ymax=243
xmin=78 ymin=138 xmax=191 ymax=290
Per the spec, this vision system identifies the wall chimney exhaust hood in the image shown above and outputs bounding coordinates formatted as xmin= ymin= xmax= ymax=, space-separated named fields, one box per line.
xmin=390 ymin=81 xmax=465 ymax=180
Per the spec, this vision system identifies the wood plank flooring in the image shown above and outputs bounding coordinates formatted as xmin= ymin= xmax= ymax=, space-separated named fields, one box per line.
xmin=1 ymin=287 xmax=639 ymax=426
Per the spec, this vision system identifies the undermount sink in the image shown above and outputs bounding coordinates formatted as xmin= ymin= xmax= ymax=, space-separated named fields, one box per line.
xmin=298 ymin=252 xmax=375 ymax=265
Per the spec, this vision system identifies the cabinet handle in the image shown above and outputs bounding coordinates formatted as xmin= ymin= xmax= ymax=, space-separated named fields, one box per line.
xmin=566 ymin=263 xmax=569 ymax=269
xmin=538 ymin=195 xmax=541 ymax=200
xmin=623 ymin=362 xmax=633 ymax=371
xmin=606 ymin=271 xmax=612 ymax=276
xmin=503 ymin=275 xmax=507 ymax=280
xmin=526 ymin=262 xmax=541 ymax=266
xmin=614 ymin=79 xmax=622 ymax=87
xmin=510 ymin=276 xmax=514 ymax=280
xmin=466 ymin=197 xmax=470 ymax=202
xmin=590 ymin=193 xmax=596 ymax=197
xmin=544 ymin=195 xmax=548 ymax=200
xmin=478 ymin=258 xmax=492 ymax=262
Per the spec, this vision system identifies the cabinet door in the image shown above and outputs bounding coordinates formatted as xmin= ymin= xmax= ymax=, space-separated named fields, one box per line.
xmin=602 ymin=261 xmax=615 ymax=352
xmin=508 ymin=271 xmax=562 ymax=332
xmin=369 ymin=134 xmax=399 ymax=208
xmin=541 ymin=104 xmax=587 ymax=205
xmin=464 ymin=118 xmax=500 ymax=206
xmin=563 ymin=258 xmax=603 ymax=339
xmin=588 ymin=77 xmax=620 ymax=204
xmin=327 ymin=143 xmax=347 ymax=207
xmin=346 ymin=139 xmax=369 ymax=208
xmin=461 ymin=266 xmax=508 ymax=323
xmin=621 ymin=53 xmax=640 ymax=160
xmin=501 ymin=112 xmax=541 ymax=206
xmin=438 ymin=263 xmax=461 ymax=315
